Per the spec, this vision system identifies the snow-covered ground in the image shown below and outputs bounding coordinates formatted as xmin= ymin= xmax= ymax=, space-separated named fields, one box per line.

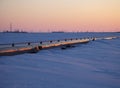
xmin=0 ymin=32 xmax=120 ymax=88
xmin=0 ymin=32 xmax=120 ymax=44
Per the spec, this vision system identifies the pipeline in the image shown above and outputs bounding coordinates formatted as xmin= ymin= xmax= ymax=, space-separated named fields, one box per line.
xmin=0 ymin=36 xmax=119 ymax=56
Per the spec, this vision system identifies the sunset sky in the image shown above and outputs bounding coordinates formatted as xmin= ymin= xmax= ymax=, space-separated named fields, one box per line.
xmin=0 ymin=0 xmax=120 ymax=32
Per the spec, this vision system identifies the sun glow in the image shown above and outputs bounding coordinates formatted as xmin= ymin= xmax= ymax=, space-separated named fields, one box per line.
xmin=0 ymin=0 xmax=120 ymax=32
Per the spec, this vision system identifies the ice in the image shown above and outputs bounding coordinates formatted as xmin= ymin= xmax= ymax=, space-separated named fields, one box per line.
xmin=0 ymin=32 xmax=120 ymax=88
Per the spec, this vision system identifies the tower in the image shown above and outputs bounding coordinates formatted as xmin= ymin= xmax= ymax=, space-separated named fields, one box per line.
xmin=10 ymin=23 xmax=12 ymax=32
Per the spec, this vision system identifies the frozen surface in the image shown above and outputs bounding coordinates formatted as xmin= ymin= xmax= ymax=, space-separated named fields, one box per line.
xmin=0 ymin=32 xmax=120 ymax=44
xmin=0 ymin=32 xmax=120 ymax=88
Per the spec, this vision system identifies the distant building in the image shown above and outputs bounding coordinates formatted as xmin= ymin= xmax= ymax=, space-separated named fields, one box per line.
xmin=52 ymin=31 xmax=64 ymax=33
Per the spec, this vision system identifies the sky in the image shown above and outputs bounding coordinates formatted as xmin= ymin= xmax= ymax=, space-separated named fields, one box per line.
xmin=0 ymin=0 xmax=120 ymax=32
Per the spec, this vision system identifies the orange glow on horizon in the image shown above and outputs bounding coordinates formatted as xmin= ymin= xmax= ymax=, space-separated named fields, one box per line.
xmin=0 ymin=0 xmax=120 ymax=32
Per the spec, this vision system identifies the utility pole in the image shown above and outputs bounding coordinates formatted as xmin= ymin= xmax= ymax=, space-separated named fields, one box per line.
xmin=10 ymin=22 xmax=12 ymax=32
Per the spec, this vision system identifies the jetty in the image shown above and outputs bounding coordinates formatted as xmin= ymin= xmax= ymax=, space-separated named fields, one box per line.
xmin=0 ymin=36 xmax=119 ymax=56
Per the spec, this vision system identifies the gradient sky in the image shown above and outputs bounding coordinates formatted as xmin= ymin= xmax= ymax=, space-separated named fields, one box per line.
xmin=0 ymin=0 xmax=120 ymax=32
